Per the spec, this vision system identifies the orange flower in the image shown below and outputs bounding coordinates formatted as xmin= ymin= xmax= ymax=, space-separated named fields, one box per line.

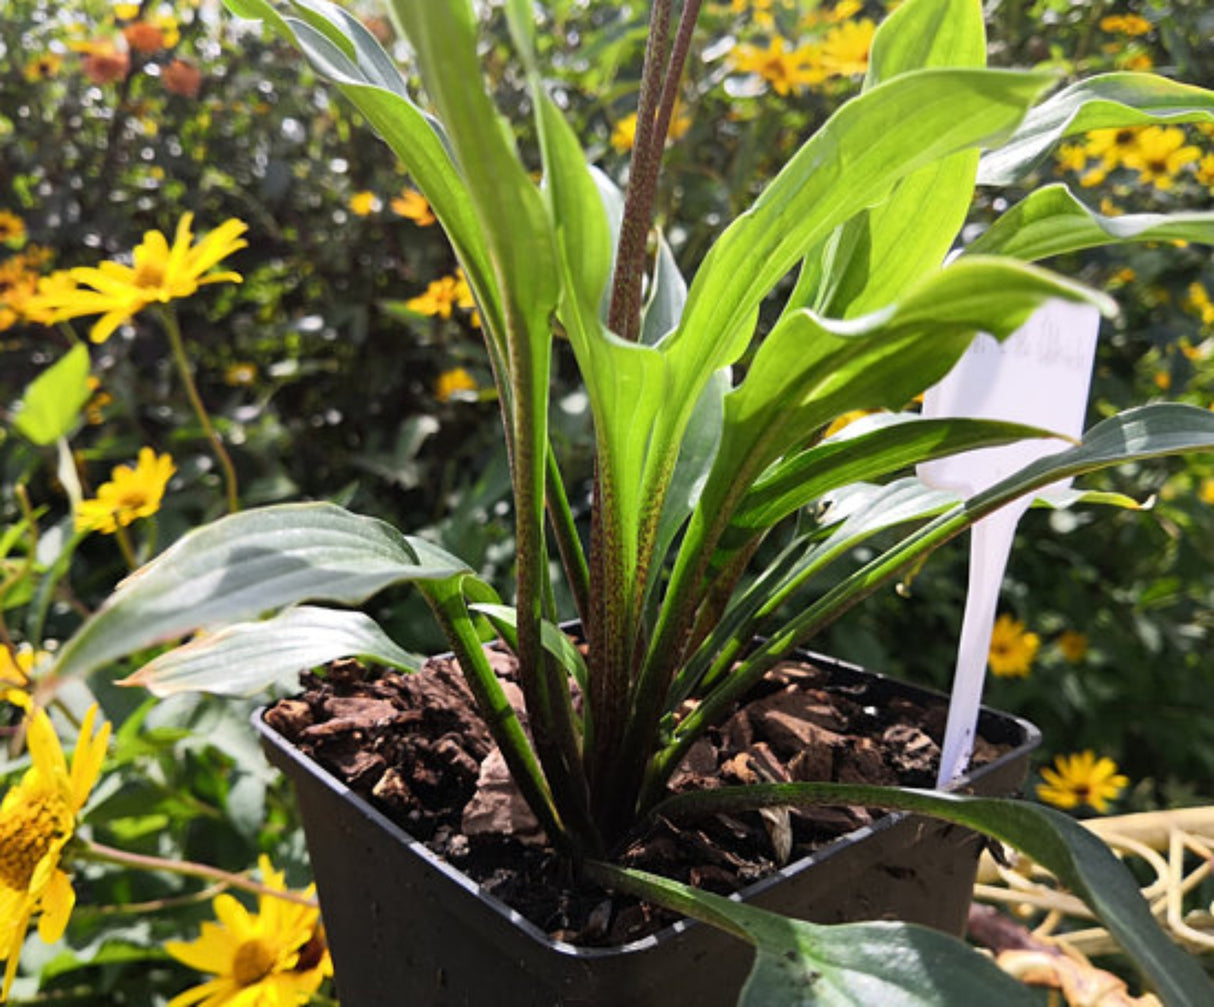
xmin=82 ymin=47 xmax=130 ymax=85
xmin=390 ymin=189 xmax=436 ymax=226
xmin=123 ymin=21 xmax=166 ymax=54
xmin=162 ymin=59 xmax=202 ymax=98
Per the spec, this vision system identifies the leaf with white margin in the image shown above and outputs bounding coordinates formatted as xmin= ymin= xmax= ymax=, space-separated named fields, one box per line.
xmin=121 ymin=605 xmax=421 ymax=697
xmin=55 ymin=502 xmax=468 ymax=681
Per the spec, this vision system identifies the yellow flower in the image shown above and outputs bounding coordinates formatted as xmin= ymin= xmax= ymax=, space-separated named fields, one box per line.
xmin=1122 ymin=125 xmax=1202 ymax=191
xmin=23 ymin=54 xmax=62 ymax=82
xmin=1083 ymin=126 xmax=1142 ymax=170
xmin=1054 ymin=143 xmax=1089 ymax=174
xmin=988 ymin=613 xmax=1040 ymax=678
xmin=822 ymin=408 xmax=877 ymax=438
xmin=0 ymin=692 xmax=111 ymax=1000
xmin=1196 ymin=153 xmax=1214 ymax=188
xmin=435 ymin=367 xmax=478 ymax=403
xmin=0 ymin=647 xmax=49 ymax=688
xmin=406 ymin=272 xmax=476 ymax=320
xmin=1036 ymin=751 xmax=1128 ymax=813
xmin=165 ymin=855 xmax=331 ymax=1007
xmin=390 ymin=189 xmax=436 ymax=226
xmin=1198 ymin=478 xmax=1214 ymax=505
xmin=114 ymin=2 xmax=141 ymax=18
xmin=610 ymin=113 xmax=638 ymax=154
xmin=0 ymin=212 xmax=26 ymax=245
xmin=803 ymin=1 xmax=863 ymax=29
xmin=25 ymin=214 xmax=247 ymax=344
xmin=348 ymin=191 xmax=379 ymax=216
xmin=610 ymin=103 xmax=691 ymax=153
xmin=818 ymin=19 xmax=876 ymax=77
xmin=223 ymin=362 xmax=258 ymax=387
xmin=1056 ymin=630 xmax=1089 ymax=664
xmin=1119 ymin=51 xmax=1153 ymax=71
xmin=730 ymin=37 xmax=826 ymax=95
xmin=1186 ymin=283 xmax=1214 ymax=326
xmin=1099 ymin=13 xmax=1152 ymax=36
xmin=731 ymin=0 xmax=776 ymax=29
xmin=75 ymin=448 xmax=176 ymax=535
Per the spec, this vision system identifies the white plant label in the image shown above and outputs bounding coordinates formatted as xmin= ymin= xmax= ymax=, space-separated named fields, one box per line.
xmin=918 ymin=299 xmax=1100 ymax=786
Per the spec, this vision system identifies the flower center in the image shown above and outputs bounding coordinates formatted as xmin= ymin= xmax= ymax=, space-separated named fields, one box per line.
xmin=132 ymin=259 xmax=167 ymax=291
xmin=115 ymin=487 xmax=151 ymax=511
xmin=0 ymin=795 xmax=70 ymax=891
xmin=232 ymin=937 xmax=278 ymax=987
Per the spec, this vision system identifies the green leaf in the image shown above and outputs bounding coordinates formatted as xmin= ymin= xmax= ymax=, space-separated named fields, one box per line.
xmin=12 ymin=344 xmax=92 ymax=446
xmin=639 ymin=68 xmax=1054 ymax=584
xmin=671 ymin=67 xmax=1054 ymax=391
xmin=647 ymin=785 xmax=1212 ymax=1006
xmin=54 ymin=503 xmax=468 ymax=681
xmin=118 ymin=605 xmax=421 ymax=697
xmin=814 ymin=0 xmax=987 ymax=318
xmin=704 ymin=258 xmax=1111 ymax=536
xmin=978 ymin=72 xmax=1214 ymax=186
xmin=730 ymin=414 xmax=1063 ymax=533
xmin=584 ymin=861 xmax=1041 ymax=1007
xmin=469 ymin=602 xmax=589 ymax=695
xmin=965 ymin=183 xmax=1214 ymax=260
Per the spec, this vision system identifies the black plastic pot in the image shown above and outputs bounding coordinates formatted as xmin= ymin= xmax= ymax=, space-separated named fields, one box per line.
xmin=257 ymin=650 xmax=1040 ymax=1007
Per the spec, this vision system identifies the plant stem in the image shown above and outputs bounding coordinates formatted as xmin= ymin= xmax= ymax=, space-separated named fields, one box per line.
xmin=607 ymin=0 xmax=673 ymax=343
xmin=74 ymin=880 xmax=228 ymax=917
xmin=75 ymin=838 xmax=318 ymax=909
xmin=157 ymin=307 xmax=239 ymax=512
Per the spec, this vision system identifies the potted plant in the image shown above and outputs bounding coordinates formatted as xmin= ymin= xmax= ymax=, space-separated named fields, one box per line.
xmin=48 ymin=0 xmax=1214 ymax=1002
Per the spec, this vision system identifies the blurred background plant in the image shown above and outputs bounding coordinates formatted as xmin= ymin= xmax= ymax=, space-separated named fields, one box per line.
xmin=1 ymin=0 xmax=1211 ymax=999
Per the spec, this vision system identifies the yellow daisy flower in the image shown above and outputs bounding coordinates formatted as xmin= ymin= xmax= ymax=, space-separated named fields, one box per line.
xmin=0 ymin=647 xmax=49 ymax=688
xmin=165 ymin=856 xmax=331 ymax=1007
xmin=435 ymin=366 xmax=478 ymax=403
xmin=348 ymin=191 xmax=379 ymax=216
xmin=75 ymin=448 xmax=176 ymax=535
xmin=0 ymin=213 xmax=26 ymax=245
xmin=988 ymin=613 xmax=1040 ymax=678
xmin=610 ymin=103 xmax=691 ymax=153
xmin=1099 ymin=13 xmax=1152 ymax=36
xmin=1083 ymin=126 xmax=1143 ymax=170
xmin=1056 ymin=630 xmax=1089 ymax=664
xmin=818 ymin=18 xmax=876 ymax=77
xmin=23 ymin=54 xmax=63 ymax=82
xmin=730 ymin=37 xmax=826 ymax=96
xmin=389 ymin=189 xmax=436 ymax=226
xmin=1122 ymin=125 xmax=1202 ymax=191
xmin=25 ymin=214 xmax=247 ymax=344
xmin=0 ymin=692 xmax=111 ymax=1000
xmin=223 ymin=361 xmax=258 ymax=387
xmin=406 ymin=272 xmax=476 ymax=320
xmin=610 ymin=112 xmax=639 ymax=154
xmin=1036 ymin=751 xmax=1128 ymax=813
xmin=1195 ymin=152 xmax=1214 ymax=188
xmin=1054 ymin=143 xmax=1089 ymax=174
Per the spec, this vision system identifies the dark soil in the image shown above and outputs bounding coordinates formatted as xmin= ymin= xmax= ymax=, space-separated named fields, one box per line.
xmin=264 ymin=648 xmax=1004 ymax=947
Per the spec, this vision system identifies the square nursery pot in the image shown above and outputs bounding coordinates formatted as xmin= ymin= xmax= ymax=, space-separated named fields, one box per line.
xmin=256 ymin=650 xmax=1040 ymax=1007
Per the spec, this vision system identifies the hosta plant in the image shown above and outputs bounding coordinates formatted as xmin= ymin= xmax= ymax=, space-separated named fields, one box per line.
xmin=51 ymin=0 xmax=1214 ymax=1002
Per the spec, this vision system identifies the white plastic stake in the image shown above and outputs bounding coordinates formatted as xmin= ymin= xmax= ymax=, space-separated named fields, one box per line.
xmin=918 ymin=300 xmax=1100 ymax=786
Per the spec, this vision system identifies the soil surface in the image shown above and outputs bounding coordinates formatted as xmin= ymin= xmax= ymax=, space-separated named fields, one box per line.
xmin=264 ymin=649 xmax=1004 ymax=946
